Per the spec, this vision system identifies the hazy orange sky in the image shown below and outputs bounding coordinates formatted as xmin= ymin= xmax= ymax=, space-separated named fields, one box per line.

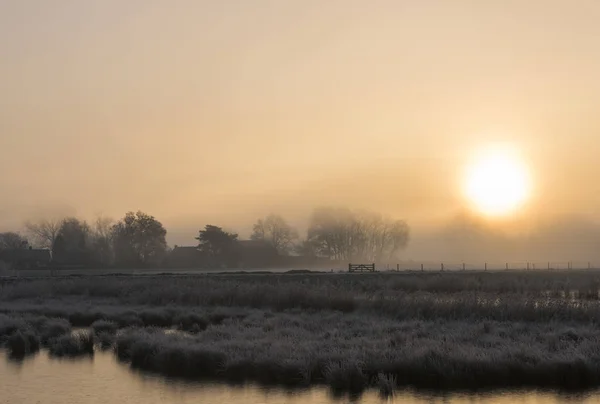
xmin=1 ymin=1 xmax=599 ymax=258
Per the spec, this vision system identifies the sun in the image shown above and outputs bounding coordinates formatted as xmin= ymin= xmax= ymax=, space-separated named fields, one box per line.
xmin=463 ymin=145 xmax=531 ymax=217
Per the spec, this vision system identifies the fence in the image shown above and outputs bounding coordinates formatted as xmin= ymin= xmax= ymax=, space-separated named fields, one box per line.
xmin=381 ymin=261 xmax=598 ymax=272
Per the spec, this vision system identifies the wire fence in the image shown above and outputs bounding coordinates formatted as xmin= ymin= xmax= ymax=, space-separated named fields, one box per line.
xmin=377 ymin=261 xmax=599 ymax=272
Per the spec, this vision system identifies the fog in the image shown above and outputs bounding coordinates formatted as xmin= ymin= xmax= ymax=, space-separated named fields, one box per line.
xmin=1 ymin=1 xmax=599 ymax=263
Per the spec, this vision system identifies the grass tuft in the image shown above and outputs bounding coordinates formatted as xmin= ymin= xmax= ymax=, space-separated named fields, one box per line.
xmin=7 ymin=330 xmax=40 ymax=357
xmin=324 ymin=361 xmax=368 ymax=393
xmin=91 ymin=320 xmax=118 ymax=335
xmin=375 ymin=373 xmax=397 ymax=398
xmin=95 ymin=332 xmax=115 ymax=350
xmin=49 ymin=333 xmax=94 ymax=357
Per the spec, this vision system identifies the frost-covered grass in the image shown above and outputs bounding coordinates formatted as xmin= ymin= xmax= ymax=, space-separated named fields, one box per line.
xmin=4 ymin=272 xmax=600 ymax=391
xmin=7 ymin=330 xmax=40 ymax=356
xmin=48 ymin=333 xmax=94 ymax=357
xmin=4 ymin=270 xmax=600 ymax=299
xmin=0 ymin=303 xmax=248 ymax=331
xmin=5 ymin=273 xmax=600 ymax=323
xmin=0 ymin=313 xmax=71 ymax=357
xmin=0 ymin=314 xmax=71 ymax=346
xmin=113 ymin=312 xmax=600 ymax=391
xmin=96 ymin=332 xmax=115 ymax=350
xmin=90 ymin=320 xmax=118 ymax=335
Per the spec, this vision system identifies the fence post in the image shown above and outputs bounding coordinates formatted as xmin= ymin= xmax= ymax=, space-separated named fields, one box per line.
xmin=421 ymin=263 xmax=424 ymax=272
xmin=397 ymin=263 xmax=400 ymax=271
xmin=462 ymin=263 xmax=466 ymax=271
xmin=485 ymin=262 xmax=487 ymax=271
xmin=441 ymin=263 xmax=444 ymax=271
xmin=348 ymin=263 xmax=351 ymax=272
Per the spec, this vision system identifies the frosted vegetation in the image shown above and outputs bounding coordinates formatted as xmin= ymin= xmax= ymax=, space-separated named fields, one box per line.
xmin=2 ymin=271 xmax=600 ymax=393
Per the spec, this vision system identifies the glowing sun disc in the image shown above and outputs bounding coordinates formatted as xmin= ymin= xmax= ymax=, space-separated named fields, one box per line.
xmin=463 ymin=146 xmax=531 ymax=216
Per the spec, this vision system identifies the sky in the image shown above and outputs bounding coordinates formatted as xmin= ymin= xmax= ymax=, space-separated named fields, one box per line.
xmin=1 ymin=1 xmax=599 ymax=260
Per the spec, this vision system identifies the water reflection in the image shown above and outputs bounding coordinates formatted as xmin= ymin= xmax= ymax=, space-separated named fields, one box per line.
xmin=1 ymin=350 xmax=600 ymax=404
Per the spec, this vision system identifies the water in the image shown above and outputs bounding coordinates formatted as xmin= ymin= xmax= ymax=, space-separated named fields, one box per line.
xmin=1 ymin=351 xmax=599 ymax=404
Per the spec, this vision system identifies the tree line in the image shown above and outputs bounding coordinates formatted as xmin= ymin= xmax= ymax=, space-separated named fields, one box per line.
xmin=0 ymin=207 xmax=409 ymax=268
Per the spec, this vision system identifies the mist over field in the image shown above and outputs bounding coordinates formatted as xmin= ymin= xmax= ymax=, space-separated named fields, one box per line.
xmin=2 ymin=1 xmax=600 ymax=263
xmin=4 ymin=3 xmax=600 ymax=400
xmin=1 ymin=201 xmax=599 ymax=264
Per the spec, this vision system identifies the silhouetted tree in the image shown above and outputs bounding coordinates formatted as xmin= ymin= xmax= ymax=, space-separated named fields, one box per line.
xmin=196 ymin=225 xmax=239 ymax=267
xmin=294 ymin=238 xmax=323 ymax=258
xmin=112 ymin=211 xmax=167 ymax=267
xmin=0 ymin=232 xmax=29 ymax=250
xmin=52 ymin=218 xmax=91 ymax=265
xmin=89 ymin=215 xmax=115 ymax=267
xmin=250 ymin=214 xmax=298 ymax=255
xmin=24 ymin=218 xmax=62 ymax=249
xmin=306 ymin=207 xmax=354 ymax=260
xmin=307 ymin=207 xmax=410 ymax=261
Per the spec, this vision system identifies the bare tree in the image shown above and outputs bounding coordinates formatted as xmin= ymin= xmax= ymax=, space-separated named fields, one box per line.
xmin=251 ymin=214 xmax=298 ymax=255
xmin=294 ymin=238 xmax=323 ymax=257
xmin=306 ymin=207 xmax=410 ymax=262
xmin=386 ymin=219 xmax=410 ymax=261
xmin=24 ymin=218 xmax=63 ymax=249
xmin=92 ymin=215 xmax=114 ymax=240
